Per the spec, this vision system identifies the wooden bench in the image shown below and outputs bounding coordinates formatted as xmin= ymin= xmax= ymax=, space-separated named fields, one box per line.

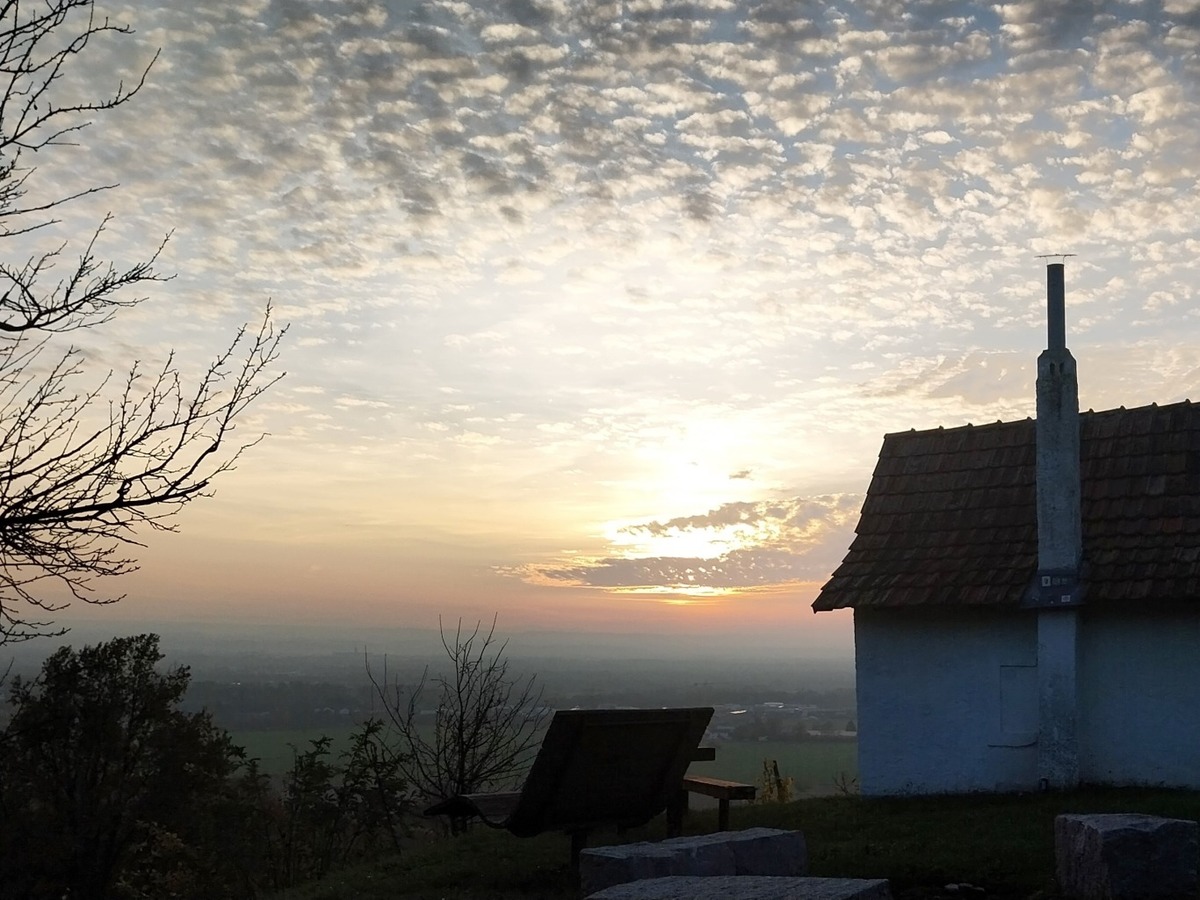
xmin=424 ymin=707 xmax=714 ymax=868
xmin=666 ymin=748 xmax=756 ymax=835
xmin=679 ymin=775 xmax=757 ymax=831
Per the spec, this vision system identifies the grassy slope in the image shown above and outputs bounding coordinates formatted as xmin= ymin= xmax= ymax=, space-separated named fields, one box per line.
xmin=271 ymin=786 xmax=1200 ymax=900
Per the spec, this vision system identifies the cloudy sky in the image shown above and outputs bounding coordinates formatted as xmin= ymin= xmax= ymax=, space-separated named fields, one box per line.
xmin=30 ymin=0 xmax=1200 ymax=655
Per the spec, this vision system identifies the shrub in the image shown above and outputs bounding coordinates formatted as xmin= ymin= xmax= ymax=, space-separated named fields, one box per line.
xmin=264 ymin=719 xmax=409 ymax=888
xmin=0 ymin=634 xmax=263 ymax=898
xmin=756 ymin=758 xmax=795 ymax=804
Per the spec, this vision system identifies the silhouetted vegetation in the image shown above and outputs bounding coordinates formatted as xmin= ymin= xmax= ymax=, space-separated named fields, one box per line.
xmin=0 ymin=634 xmax=409 ymax=899
xmin=257 ymin=720 xmax=408 ymax=889
xmin=0 ymin=634 xmax=263 ymax=897
xmin=368 ymin=617 xmax=548 ymax=824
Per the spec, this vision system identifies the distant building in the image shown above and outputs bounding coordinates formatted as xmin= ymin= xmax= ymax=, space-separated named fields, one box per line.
xmin=814 ymin=264 xmax=1200 ymax=795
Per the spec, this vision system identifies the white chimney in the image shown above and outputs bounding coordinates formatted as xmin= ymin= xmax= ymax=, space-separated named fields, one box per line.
xmin=1033 ymin=260 xmax=1082 ymax=790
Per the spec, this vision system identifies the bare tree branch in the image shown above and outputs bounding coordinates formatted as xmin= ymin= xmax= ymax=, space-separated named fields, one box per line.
xmin=0 ymin=216 xmax=171 ymax=334
xmin=0 ymin=2 xmax=157 ymax=227
xmin=367 ymin=617 xmax=549 ymax=830
xmin=0 ymin=2 xmax=286 ymax=642
xmin=0 ymin=307 xmax=285 ymax=642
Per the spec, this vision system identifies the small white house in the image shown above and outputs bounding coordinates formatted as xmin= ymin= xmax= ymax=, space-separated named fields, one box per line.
xmin=814 ymin=264 xmax=1200 ymax=795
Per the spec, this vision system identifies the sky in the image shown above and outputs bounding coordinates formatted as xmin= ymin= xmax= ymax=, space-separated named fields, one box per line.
xmin=22 ymin=0 xmax=1200 ymax=657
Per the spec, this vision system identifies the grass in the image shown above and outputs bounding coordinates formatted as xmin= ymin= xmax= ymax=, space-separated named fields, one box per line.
xmin=269 ymin=786 xmax=1200 ymax=899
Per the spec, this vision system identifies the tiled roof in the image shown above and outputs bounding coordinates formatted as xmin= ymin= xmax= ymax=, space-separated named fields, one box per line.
xmin=812 ymin=399 xmax=1200 ymax=611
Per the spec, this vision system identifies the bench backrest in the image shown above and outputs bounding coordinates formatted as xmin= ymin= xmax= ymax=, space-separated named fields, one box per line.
xmin=504 ymin=706 xmax=713 ymax=837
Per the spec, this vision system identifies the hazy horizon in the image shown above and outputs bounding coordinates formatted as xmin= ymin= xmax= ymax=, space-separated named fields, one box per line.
xmin=1 ymin=619 xmax=857 ymax=712
xmin=5 ymin=614 xmax=855 ymax=669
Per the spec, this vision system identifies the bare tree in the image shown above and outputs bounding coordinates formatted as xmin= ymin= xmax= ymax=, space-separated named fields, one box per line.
xmin=0 ymin=1 xmax=285 ymax=643
xmin=369 ymin=617 xmax=548 ymax=823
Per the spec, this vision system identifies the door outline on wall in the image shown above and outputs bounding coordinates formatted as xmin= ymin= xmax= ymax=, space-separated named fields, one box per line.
xmin=990 ymin=663 xmax=1038 ymax=748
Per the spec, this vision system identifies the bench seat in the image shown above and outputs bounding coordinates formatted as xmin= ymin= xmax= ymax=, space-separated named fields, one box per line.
xmin=676 ymin=775 xmax=756 ymax=831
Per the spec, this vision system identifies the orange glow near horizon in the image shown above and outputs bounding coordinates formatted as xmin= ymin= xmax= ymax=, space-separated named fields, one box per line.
xmin=101 ymin=533 xmax=849 ymax=653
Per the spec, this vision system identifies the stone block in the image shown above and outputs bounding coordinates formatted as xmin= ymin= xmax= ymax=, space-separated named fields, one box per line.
xmin=1055 ymin=813 xmax=1199 ymax=899
xmin=579 ymin=828 xmax=806 ymax=896
xmin=723 ymin=827 xmax=808 ymax=875
xmin=585 ymin=875 xmax=892 ymax=900
xmin=580 ymin=843 xmax=681 ymax=897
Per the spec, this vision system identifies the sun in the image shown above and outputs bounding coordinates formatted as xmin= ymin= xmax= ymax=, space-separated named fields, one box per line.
xmin=603 ymin=510 xmax=787 ymax=562
xmin=604 ymin=521 xmax=740 ymax=560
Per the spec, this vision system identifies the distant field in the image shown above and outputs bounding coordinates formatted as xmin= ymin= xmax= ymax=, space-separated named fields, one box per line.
xmin=233 ymin=727 xmax=364 ymax=776
xmin=689 ymin=740 xmax=857 ymax=796
xmin=232 ymin=726 xmax=858 ymax=796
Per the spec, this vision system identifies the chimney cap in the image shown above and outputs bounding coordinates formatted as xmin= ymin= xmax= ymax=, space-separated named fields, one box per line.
xmin=1046 ymin=259 xmax=1067 ymax=350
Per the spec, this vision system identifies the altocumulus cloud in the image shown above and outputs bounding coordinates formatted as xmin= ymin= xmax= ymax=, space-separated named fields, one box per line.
xmin=49 ymin=0 xmax=1200 ymax=614
xmin=86 ymin=0 xmax=1200 ymax=422
xmin=510 ymin=494 xmax=862 ymax=593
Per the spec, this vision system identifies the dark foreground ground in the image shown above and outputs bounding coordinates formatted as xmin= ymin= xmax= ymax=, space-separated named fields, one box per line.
xmin=270 ymin=786 xmax=1200 ymax=900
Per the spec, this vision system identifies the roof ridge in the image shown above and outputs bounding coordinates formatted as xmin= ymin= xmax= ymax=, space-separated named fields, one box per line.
xmin=882 ymin=398 xmax=1200 ymax=441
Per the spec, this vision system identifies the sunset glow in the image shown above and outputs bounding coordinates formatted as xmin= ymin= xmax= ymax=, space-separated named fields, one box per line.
xmin=31 ymin=0 xmax=1200 ymax=658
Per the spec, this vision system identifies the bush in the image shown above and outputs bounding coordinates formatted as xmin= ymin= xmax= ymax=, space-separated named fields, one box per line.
xmin=264 ymin=719 xmax=409 ymax=889
xmin=0 ymin=634 xmax=264 ymax=898
xmin=0 ymin=634 xmax=413 ymax=898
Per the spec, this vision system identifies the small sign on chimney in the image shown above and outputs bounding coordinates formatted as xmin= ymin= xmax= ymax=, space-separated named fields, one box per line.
xmin=1022 ymin=567 xmax=1085 ymax=608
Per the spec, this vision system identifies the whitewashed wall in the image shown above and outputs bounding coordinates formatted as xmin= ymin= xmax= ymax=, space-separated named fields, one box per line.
xmin=854 ymin=608 xmax=1039 ymax=795
xmin=854 ymin=606 xmax=1200 ymax=795
xmin=1079 ymin=609 xmax=1200 ymax=788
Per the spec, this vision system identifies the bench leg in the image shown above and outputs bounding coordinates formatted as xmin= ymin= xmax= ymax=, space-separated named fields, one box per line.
xmin=717 ymin=799 xmax=730 ymax=831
